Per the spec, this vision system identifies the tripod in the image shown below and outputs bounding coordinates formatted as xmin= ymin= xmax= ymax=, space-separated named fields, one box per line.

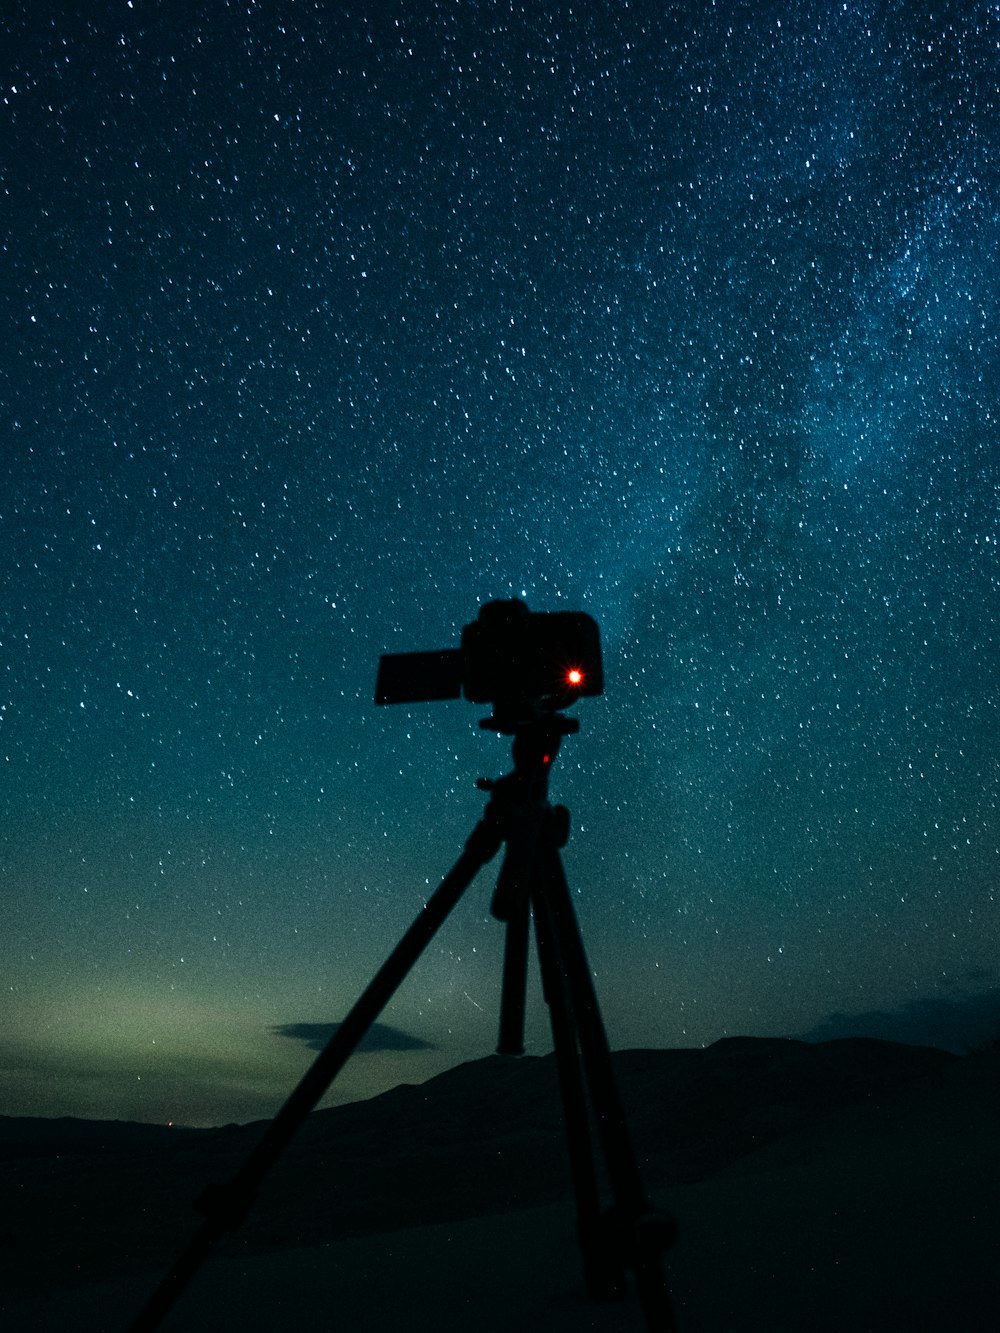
xmin=130 ymin=711 xmax=678 ymax=1332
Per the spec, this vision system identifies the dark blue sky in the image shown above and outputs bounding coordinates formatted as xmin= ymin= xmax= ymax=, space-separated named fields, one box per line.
xmin=2 ymin=0 xmax=999 ymax=1125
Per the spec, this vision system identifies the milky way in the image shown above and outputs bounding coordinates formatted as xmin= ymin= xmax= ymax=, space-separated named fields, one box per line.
xmin=2 ymin=2 xmax=999 ymax=1124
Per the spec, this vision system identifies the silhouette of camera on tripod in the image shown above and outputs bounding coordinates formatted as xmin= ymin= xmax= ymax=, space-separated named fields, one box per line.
xmin=131 ymin=600 xmax=678 ymax=1333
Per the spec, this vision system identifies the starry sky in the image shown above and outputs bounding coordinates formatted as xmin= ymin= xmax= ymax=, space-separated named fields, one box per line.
xmin=3 ymin=0 xmax=1000 ymax=1127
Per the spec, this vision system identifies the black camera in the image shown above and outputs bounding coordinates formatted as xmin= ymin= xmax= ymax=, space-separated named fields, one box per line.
xmin=375 ymin=599 xmax=603 ymax=713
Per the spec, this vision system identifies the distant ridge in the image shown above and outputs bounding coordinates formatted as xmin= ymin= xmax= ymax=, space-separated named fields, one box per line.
xmin=0 ymin=1034 xmax=969 ymax=1304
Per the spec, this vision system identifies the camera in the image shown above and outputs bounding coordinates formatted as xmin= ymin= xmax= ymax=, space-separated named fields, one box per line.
xmin=375 ymin=599 xmax=603 ymax=713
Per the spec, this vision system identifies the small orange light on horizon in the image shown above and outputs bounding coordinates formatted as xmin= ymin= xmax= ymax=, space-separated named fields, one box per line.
xmin=565 ymin=667 xmax=584 ymax=687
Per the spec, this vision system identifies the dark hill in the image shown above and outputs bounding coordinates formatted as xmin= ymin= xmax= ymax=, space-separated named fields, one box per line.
xmin=0 ymin=1035 xmax=970 ymax=1305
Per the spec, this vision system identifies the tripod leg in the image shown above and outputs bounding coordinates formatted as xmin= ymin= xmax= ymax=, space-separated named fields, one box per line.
xmin=491 ymin=800 xmax=547 ymax=1057
xmin=129 ymin=815 xmax=503 ymax=1333
xmin=496 ymin=891 xmax=530 ymax=1055
xmin=532 ymin=883 xmax=626 ymax=1301
xmin=539 ymin=840 xmax=679 ymax=1333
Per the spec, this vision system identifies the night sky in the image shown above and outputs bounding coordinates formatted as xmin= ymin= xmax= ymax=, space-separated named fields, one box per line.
xmin=3 ymin=1 xmax=1000 ymax=1127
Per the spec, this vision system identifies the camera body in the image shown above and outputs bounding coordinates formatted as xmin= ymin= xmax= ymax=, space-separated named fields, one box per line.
xmin=375 ymin=599 xmax=603 ymax=713
xmin=460 ymin=600 xmax=602 ymax=705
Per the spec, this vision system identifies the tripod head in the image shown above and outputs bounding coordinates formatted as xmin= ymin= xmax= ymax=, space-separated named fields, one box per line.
xmin=479 ymin=699 xmax=580 ymax=737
